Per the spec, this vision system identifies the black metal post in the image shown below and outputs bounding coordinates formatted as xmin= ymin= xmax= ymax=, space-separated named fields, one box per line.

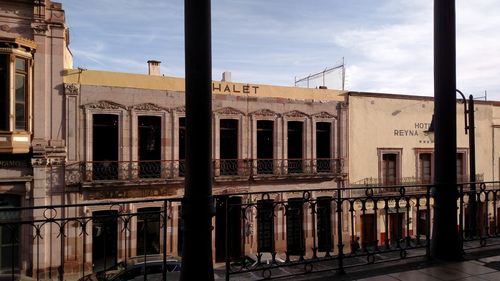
xmin=431 ymin=0 xmax=462 ymax=260
xmin=162 ymin=201 xmax=168 ymax=281
xmin=468 ymin=95 xmax=477 ymax=237
xmin=181 ymin=0 xmax=215 ymax=280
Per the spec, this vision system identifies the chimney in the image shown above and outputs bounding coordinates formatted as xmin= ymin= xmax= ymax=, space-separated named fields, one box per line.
xmin=147 ymin=60 xmax=161 ymax=76
xmin=222 ymin=71 xmax=232 ymax=82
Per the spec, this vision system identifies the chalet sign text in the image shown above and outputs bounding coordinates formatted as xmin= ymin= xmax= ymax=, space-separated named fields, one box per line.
xmin=212 ymin=82 xmax=259 ymax=95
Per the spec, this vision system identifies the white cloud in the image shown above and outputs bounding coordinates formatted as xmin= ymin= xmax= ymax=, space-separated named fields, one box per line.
xmin=64 ymin=0 xmax=500 ymax=100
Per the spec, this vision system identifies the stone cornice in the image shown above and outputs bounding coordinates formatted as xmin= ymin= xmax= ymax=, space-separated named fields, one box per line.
xmin=173 ymin=106 xmax=185 ymax=113
xmin=283 ymin=110 xmax=309 ymax=118
xmin=312 ymin=111 xmax=336 ymax=119
xmin=249 ymin=108 xmax=279 ymax=117
xmin=82 ymin=100 xmax=127 ymax=110
xmin=214 ymin=107 xmax=245 ymax=116
xmin=129 ymin=103 xmax=170 ymax=112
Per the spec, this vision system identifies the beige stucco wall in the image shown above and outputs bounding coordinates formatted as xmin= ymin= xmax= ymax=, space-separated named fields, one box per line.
xmin=63 ymin=69 xmax=346 ymax=101
xmin=347 ymin=93 xmax=499 ymax=184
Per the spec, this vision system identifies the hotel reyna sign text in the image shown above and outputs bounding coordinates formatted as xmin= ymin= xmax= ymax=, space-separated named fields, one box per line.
xmin=393 ymin=122 xmax=431 ymax=137
xmin=212 ymin=82 xmax=259 ymax=95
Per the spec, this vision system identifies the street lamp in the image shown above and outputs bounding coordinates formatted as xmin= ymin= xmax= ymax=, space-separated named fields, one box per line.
xmin=425 ymin=90 xmax=477 ymax=239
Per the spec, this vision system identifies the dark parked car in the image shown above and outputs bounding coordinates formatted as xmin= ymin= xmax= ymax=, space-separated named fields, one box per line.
xmin=80 ymin=255 xmax=181 ymax=281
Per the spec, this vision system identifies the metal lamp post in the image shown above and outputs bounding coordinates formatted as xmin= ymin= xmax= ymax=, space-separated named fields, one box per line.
xmin=455 ymin=90 xmax=477 ymax=238
xmin=426 ymin=90 xmax=478 ymax=241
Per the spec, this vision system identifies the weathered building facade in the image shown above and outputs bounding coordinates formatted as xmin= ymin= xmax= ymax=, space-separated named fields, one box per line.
xmin=0 ymin=1 xmax=348 ymax=277
xmin=0 ymin=0 xmax=73 ymax=277
xmin=2 ymin=0 xmax=500 ymax=279
xmin=345 ymin=92 xmax=500 ymax=247
xmin=61 ymin=67 xmax=347 ymax=269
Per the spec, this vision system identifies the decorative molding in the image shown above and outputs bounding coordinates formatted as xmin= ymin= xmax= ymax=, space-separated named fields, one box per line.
xmin=0 ymin=25 xmax=10 ymax=32
xmin=64 ymin=83 xmax=79 ymax=96
xmin=312 ymin=111 xmax=336 ymax=119
xmin=31 ymin=23 xmax=48 ymax=35
xmin=129 ymin=103 xmax=169 ymax=112
xmin=214 ymin=107 xmax=245 ymax=116
xmin=82 ymin=100 xmax=127 ymax=111
xmin=337 ymin=102 xmax=348 ymax=110
xmin=49 ymin=158 xmax=66 ymax=166
xmin=173 ymin=106 xmax=185 ymax=113
xmin=283 ymin=110 xmax=309 ymax=118
xmin=31 ymin=158 xmax=48 ymax=167
xmin=249 ymin=108 xmax=279 ymax=117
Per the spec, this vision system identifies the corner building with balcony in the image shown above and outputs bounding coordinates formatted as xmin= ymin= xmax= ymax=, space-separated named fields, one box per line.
xmin=4 ymin=1 xmax=500 ymax=279
xmin=0 ymin=1 xmax=349 ymax=278
xmin=0 ymin=0 xmax=74 ymax=278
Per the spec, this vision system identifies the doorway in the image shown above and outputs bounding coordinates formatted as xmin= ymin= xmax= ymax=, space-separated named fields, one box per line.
xmin=92 ymin=210 xmax=118 ymax=272
xmin=215 ymin=196 xmax=243 ymax=262
xmin=389 ymin=212 xmax=404 ymax=244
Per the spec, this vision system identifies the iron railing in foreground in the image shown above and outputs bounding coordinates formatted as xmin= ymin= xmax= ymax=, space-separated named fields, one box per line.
xmin=1 ymin=181 xmax=500 ymax=280
xmin=220 ymin=181 xmax=500 ymax=280
xmin=0 ymin=197 xmax=182 ymax=281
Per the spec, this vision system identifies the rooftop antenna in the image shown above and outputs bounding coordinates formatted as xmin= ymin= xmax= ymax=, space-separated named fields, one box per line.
xmin=294 ymin=58 xmax=345 ymax=90
xmin=473 ymin=90 xmax=487 ymax=101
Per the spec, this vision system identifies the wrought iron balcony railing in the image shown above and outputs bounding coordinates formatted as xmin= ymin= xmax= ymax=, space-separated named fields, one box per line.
xmin=1 ymin=181 xmax=500 ymax=280
xmin=65 ymin=158 xmax=344 ymax=185
xmin=351 ymin=174 xmax=485 ymax=187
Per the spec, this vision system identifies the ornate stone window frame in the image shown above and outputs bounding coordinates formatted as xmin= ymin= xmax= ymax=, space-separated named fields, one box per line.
xmin=282 ymin=110 xmax=310 ymax=174
xmin=172 ymin=106 xmax=185 ymax=178
xmin=213 ymin=107 xmax=246 ymax=176
xmin=129 ymin=103 xmax=171 ymax=179
xmin=312 ymin=111 xmax=337 ymax=174
xmin=414 ymin=148 xmax=434 ymax=184
xmin=377 ymin=148 xmax=403 ymax=186
xmin=249 ymin=109 xmax=281 ymax=175
xmin=83 ymin=100 xmax=128 ymax=180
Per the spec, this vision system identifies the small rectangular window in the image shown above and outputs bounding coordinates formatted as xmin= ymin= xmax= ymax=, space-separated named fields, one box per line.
xmin=15 ymin=74 xmax=26 ymax=131
xmin=179 ymin=117 xmax=185 ymax=176
xmin=457 ymin=153 xmax=466 ymax=182
xmin=419 ymin=153 xmax=432 ymax=184
xmin=14 ymin=58 xmax=27 ymax=131
xmin=382 ymin=153 xmax=398 ymax=185
xmin=15 ymin=58 xmax=26 ymax=72
xmin=0 ymin=55 xmax=8 ymax=131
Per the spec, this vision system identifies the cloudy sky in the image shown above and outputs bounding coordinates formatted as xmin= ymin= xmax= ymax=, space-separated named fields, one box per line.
xmin=64 ymin=0 xmax=500 ymax=100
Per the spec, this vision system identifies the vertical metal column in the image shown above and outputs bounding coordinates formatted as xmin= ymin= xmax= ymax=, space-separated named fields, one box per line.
xmin=431 ymin=0 xmax=462 ymax=260
xmin=468 ymin=95 xmax=477 ymax=237
xmin=181 ymin=0 xmax=215 ymax=280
